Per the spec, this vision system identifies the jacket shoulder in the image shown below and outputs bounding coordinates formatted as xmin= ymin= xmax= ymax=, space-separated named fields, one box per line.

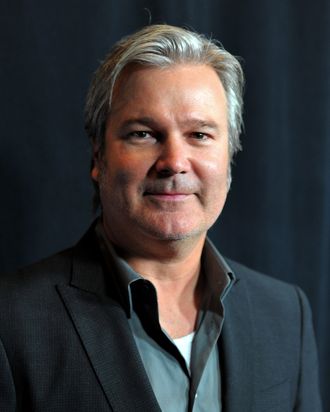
xmin=0 ymin=247 xmax=74 ymax=298
xmin=228 ymin=258 xmax=296 ymax=293
xmin=0 ymin=221 xmax=100 ymax=293
xmin=226 ymin=258 xmax=311 ymax=320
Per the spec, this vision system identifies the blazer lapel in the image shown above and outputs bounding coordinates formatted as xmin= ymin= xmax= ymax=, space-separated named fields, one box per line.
xmin=58 ymin=285 xmax=161 ymax=412
xmin=220 ymin=278 xmax=256 ymax=412
xmin=56 ymin=225 xmax=161 ymax=412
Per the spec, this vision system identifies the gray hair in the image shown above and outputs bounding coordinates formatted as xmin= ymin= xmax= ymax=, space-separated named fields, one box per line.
xmin=84 ymin=24 xmax=244 ymax=209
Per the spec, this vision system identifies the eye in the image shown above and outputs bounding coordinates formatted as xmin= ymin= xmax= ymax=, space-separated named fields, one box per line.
xmin=126 ymin=130 xmax=157 ymax=144
xmin=191 ymin=132 xmax=209 ymax=141
xmin=129 ymin=131 xmax=152 ymax=138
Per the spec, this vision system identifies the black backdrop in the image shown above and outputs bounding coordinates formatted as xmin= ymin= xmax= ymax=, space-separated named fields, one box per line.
xmin=1 ymin=0 xmax=329 ymax=408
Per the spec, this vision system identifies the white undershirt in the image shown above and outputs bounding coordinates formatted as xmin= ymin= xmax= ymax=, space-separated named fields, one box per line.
xmin=173 ymin=331 xmax=195 ymax=369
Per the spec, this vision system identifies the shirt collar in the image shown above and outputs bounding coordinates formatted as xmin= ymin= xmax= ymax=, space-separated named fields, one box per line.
xmin=202 ymin=237 xmax=236 ymax=303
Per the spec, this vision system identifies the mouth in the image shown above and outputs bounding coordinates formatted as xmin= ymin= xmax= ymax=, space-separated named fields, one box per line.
xmin=143 ymin=192 xmax=192 ymax=201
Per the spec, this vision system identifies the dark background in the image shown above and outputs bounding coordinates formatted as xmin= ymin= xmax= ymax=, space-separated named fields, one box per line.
xmin=1 ymin=0 xmax=329 ymax=408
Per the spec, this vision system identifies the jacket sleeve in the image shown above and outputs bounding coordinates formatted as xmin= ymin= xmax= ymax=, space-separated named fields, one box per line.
xmin=0 ymin=337 xmax=16 ymax=412
xmin=294 ymin=287 xmax=323 ymax=412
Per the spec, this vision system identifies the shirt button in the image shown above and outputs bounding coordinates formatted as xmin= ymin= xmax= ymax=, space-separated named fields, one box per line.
xmin=195 ymin=393 xmax=198 ymax=399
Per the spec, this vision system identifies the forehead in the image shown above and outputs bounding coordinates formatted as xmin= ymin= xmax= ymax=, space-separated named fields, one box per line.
xmin=110 ymin=64 xmax=227 ymax=119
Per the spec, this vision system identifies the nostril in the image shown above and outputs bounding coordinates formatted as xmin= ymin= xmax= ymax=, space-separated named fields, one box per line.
xmin=158 ymin=168 xmax=174 ymax=177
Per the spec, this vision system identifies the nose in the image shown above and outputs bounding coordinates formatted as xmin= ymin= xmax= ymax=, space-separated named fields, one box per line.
xmin=154 ymin=136 xmax=191 ymax=176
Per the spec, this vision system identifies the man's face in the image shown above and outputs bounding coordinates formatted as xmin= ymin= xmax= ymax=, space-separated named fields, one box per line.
xmin=92 ymin=64 xmax=230 ymax=247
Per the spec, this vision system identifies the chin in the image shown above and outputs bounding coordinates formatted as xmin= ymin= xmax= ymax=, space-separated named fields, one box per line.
xmin=153 ymin=232 xmax=195 ymax=242
xmin=139 ymin=221 xmax=209 ymax=242
xmin=132 ymin=209 xmax=220 ymax=242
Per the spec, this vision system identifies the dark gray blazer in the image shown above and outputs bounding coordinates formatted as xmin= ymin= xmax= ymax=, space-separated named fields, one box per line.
xmin=0 ymin=224 xmax=322 ymax=412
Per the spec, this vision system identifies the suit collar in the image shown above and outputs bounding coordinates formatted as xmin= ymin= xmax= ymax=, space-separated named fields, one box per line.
xmin=220 ymin=274 xmax=256 ymax=412
xmin=69 ymin=220 xmax=107 ymax=294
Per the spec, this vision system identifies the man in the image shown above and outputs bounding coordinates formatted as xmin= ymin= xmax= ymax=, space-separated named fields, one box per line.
xmin=0 ymin=25 xmax=322 ymax=411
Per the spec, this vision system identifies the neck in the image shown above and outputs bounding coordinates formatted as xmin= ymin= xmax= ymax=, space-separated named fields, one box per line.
xmin=103 ymin=222 xmax=206 ymax=338
xmin=127 ymin=242 xmax=204 ymax=339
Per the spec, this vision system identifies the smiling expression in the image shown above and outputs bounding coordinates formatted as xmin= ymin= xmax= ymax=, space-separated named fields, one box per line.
xmin=92 ymin=64 xmax=230 ymax=249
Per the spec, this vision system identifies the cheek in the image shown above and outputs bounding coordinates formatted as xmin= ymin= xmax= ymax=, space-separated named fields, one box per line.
xmin=112 ymin=147 xmax=152 ymax=177
xmin=114 ymin=169 xmax=134 ymax=188
xmin=196 ymin=151 xmax=229 ymax=213
xmin=99 ymin=158 xmax=146 ymax=201
xmin=198 ymin=151 xmax=229 ymax=183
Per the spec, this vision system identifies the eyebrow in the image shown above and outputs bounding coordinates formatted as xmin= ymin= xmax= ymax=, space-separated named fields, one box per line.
xmin=119 ymin=117 xmax=158 ymax=129
xmin=181 ymin=118 xmax=221 ymax=131
xmin=119 ymin=117 xmax=221 ymax=132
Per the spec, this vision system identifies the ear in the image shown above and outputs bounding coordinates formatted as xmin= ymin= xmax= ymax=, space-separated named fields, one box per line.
xmin=91 ymin=144 xmax=101 ymax=182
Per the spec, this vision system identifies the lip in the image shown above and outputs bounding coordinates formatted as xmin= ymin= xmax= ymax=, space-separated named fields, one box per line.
xmin=144 ymin=192 xmax=192 ymax=201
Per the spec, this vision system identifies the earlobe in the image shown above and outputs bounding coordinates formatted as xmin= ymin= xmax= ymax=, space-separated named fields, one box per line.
xmin=91 ymin=145 xmax=101 ymax=182
xmin=91 ymin=164 xmax=99 ymax=182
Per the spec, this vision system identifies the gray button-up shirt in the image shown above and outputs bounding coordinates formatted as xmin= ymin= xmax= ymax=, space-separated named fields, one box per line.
xmin=96 ymin=222 xmax=235 ymax=412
